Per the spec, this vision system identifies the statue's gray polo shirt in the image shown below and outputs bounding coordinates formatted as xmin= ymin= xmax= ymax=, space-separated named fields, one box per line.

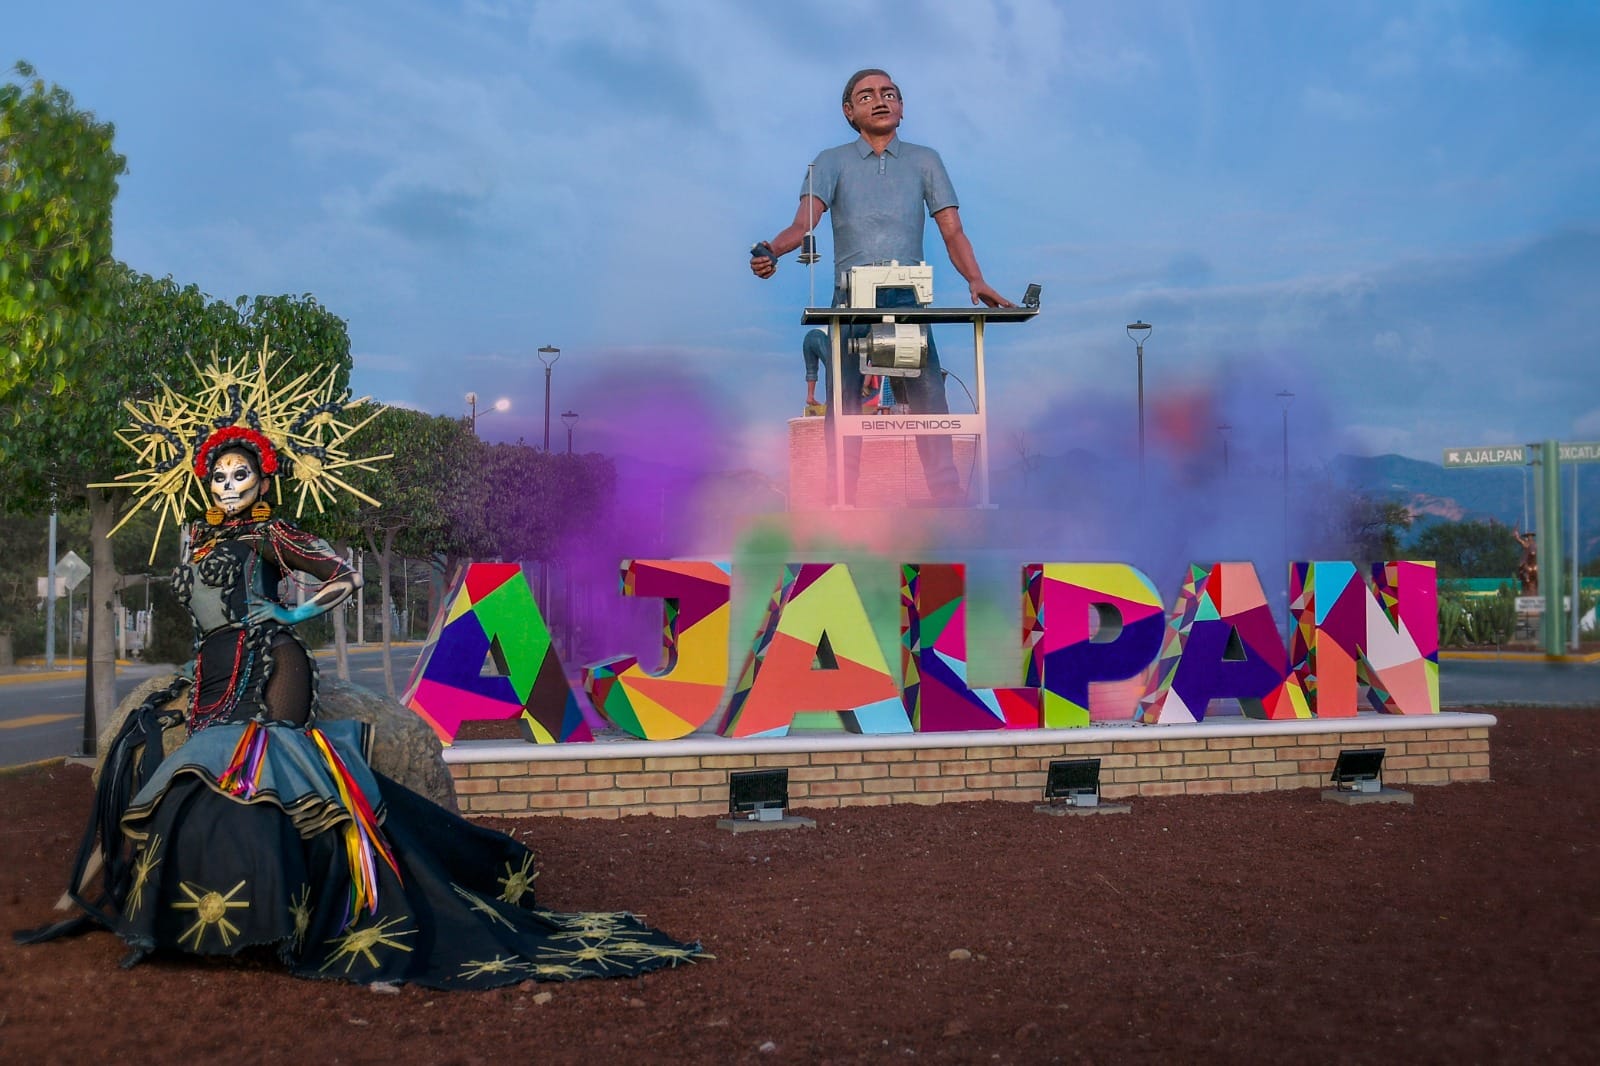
xmin=802 ymin=135 xmax=959 ymax=281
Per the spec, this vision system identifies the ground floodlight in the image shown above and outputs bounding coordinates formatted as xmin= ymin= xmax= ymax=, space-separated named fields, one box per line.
xmin=1045 ymin=759 xmax=1102 ymax=807
xmin=728 ymin=768 xmax=790 ymax=822
xmin=1036 ymin=758 xmax=1130 ymax=817
xmin=1330 ymin=748 xmax=1386 ymax=794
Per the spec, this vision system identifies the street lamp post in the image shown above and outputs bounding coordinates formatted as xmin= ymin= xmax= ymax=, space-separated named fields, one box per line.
xmin=1276 ymin=390 xmax=1294 ymax=633
xmin=561 ymin=409 xmax=579 ymax=454
xmin=537 ymin=345 xmax=561 ymax=451
xmin=465 ymin=392 xmax=510 ymax=434
xmin=559 ymin=407 xmax=579 ymax=655
xmin=1126 ymin=321 xmax=1152 ymax=483
xmin=45 ymin=503 xmax=58 ymax=669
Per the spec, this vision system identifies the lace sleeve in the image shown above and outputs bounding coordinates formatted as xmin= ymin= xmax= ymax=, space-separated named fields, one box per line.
xmin=260 ymin=519 xmax=354 ymax=584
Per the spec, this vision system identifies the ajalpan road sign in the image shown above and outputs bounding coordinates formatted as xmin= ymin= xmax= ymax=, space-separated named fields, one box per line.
xmin=1442 ymin=442 xmax=1600 ymax=468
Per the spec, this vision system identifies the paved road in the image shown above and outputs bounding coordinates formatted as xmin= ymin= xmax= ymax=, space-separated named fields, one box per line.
xmin=1439 ymin=658 xmax=1599 ymax=708
xmin=0 ymin=645 xmax=423 ymax=768
xmin=2 ymin=651 xmax=1593 ymax=770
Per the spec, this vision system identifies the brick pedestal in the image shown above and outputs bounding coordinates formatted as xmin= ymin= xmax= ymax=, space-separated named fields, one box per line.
xmin=446 ymin=715 xmax=1495 ymax=820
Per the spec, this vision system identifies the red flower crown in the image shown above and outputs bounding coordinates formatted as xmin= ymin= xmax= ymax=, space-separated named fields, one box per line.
xmin=194 ymin=426 xmax=280 ymax=480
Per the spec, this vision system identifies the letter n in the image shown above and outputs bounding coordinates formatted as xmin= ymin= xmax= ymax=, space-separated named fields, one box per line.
xmin=1290 ymin=560 xmax=1438 ymax=716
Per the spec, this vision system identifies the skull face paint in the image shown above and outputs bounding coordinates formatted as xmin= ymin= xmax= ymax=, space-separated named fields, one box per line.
xmin=210 ymin=449 xmax=263 ymax=516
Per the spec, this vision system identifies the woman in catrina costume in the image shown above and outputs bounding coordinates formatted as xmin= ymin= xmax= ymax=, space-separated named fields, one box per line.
xmin=21 ymin=355 xmax=705 ymax=988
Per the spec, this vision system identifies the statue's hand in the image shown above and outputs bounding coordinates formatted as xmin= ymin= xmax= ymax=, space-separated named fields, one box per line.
xmin=246 ymin=597 xmax=318 ymax=626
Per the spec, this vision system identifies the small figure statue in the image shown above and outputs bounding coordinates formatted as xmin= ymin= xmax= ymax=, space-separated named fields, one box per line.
xmin=1515 ymin=527 xmax=1538 ymax=596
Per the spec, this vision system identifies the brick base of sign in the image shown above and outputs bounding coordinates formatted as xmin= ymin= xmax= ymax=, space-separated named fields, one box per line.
xmin=444 ymin=715 xmax=1495 ymax=820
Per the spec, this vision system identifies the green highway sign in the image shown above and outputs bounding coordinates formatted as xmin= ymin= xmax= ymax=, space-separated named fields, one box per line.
xmin=1442 ymin=446 xmax=1525 ymax=468
xmin=1442 ymin=441 xmax=1600 ymax=468
xmin=1558 ymin=441 xmax=1600 ymax=463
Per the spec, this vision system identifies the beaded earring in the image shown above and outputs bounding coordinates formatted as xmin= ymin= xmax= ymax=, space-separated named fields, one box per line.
xmin=205 ymin=504 xmax=225 ymax=526
xmin=251 ymin=499 xmax=272 ymax=521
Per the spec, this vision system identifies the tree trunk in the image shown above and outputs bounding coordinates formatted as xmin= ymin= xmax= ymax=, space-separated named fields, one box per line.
xmin=371 ymin=529 xmax=397 ymax=700
xmin=332 ymin=605 xmax=351 ymax=681
xmin=329 ymin=542 xmax=352 ymax=683
xmin=87 ymin=489 xmax=121 ymax=737
xmin=430 ymin=553 xmax=453 ymax=632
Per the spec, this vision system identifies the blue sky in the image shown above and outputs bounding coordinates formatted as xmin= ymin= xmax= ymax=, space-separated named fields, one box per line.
xmin=11 ymin=0 xmax=1600 ymax=477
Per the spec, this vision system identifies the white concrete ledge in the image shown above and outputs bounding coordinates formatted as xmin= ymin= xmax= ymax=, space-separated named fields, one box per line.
xmin=441 ymin=711 xmax=1498 ymax=765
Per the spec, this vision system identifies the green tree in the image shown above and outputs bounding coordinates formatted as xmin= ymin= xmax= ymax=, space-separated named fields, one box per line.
xmin=0 ymin=264 xmax=352 ymax=738
xmin=478 ymin=442 xmax=615 ymax=563
xmin=1407 ymin=519 xmax=1520 ymax=579
xmin=1346 ymin=495 xmax=1414 ymax=563
xmin=0 ymin=61 xmax=126 ymax=409
xmin=330 ymin=408 xmax=480 ymax=697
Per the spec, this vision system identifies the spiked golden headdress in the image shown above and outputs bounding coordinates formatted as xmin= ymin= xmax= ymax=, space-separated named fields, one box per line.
xmin=94 ymin=341 xmax=391 ymax=557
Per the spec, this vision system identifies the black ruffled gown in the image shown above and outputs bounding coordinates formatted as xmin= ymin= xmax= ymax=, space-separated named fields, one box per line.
xmin=25 ymin=516 xmax=704 ymax=988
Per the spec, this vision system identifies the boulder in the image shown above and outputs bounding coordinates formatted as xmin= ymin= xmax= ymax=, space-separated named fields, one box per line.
xmin=95 ymin=675 xmax=459 ymax=814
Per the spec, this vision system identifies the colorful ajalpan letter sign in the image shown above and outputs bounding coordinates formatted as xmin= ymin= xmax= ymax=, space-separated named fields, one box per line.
xmin=405 ymin=557 xmax=1440 ymax=745
xmin=1136 ymin=562 xmax=1311 ymax=724
xmin=403 ymin=563 xmax=593 ymax=745
xmin=718 ymin=563 xmax=911 ymax=738
xmin=1290 ymin=560 xmax=1439 ymax=716
xmin=1022 ymin=563 xmax=1166 ymax=728
xmin=583 ymin=560 xmax=732 ymax=740
xmin=900 ymin=563 xmax=1040 ymax=731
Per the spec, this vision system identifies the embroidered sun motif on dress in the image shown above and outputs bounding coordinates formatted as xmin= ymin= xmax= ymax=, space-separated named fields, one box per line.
xmin=457 ymin=955 xmax=527 ymax=980
xmin=289 ymin=884 xmax=312 ymax=951
xmin=496 ymin=854 xmax=538 ymax=905
xmin=172 ymin=879 xmax=250 ymax=950
xmin=449 ymin=884 xmax=516 ymax=930
xmin=321 ymin=915 xmax=416 ymax=974
xmin=126 ymin=836 xmax=163 ymax=918
xmin=549 ymin=912 xmax=631 ymax=941
xmin=611 ymin=942 xmax=708 ymax=964
xmin=534 ymin=940 xmax=627 ymax=973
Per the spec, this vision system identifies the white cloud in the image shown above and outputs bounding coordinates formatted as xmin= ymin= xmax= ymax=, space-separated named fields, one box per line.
xmin=1303 ymin=85 xmax=1378 ymax=122
xmin=1356 ymin=5 xmax=1522 ymax=81
xmin=1574 ymin=408 xmax=1600 ymax=438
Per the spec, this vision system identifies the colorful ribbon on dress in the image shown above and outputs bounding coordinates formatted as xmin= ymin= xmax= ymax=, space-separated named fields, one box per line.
xmin=218 ymin=720 xmax=269 ymax=798
xmin=308 ymin=726 xmax=402 ymax=922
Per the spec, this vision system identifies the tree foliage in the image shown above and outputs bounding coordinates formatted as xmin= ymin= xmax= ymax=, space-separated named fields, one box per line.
xmin=1 ymin=267 xmax=352 ymax=516
xmin=335 ymin=409 xmax=481 ymax=560
xmin=327 ymin=409 xmax=480 ymax=695
xmin=1406 ymin=519 xmax=1520 ymax=579
xmin=0 ymin=259 xmax=353 ymax=731
xmin=1 ymin=62 xmax=354 ymax=736
xmin=475 ymin=443 xmax=615 ymax=563
xmin=0 ymin=61 xmax=126 ymax=409
xmin=1345 ymin=495 xmax=1414 ymax=564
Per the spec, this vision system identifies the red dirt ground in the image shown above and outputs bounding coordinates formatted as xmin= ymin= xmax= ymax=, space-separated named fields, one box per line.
xmin=2 ymin=706 xmax=1596 ymax=1065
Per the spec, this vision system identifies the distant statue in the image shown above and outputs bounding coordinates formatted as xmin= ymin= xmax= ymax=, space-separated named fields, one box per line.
xmin=1515 ymin=528 xmax=1538 ymax=596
